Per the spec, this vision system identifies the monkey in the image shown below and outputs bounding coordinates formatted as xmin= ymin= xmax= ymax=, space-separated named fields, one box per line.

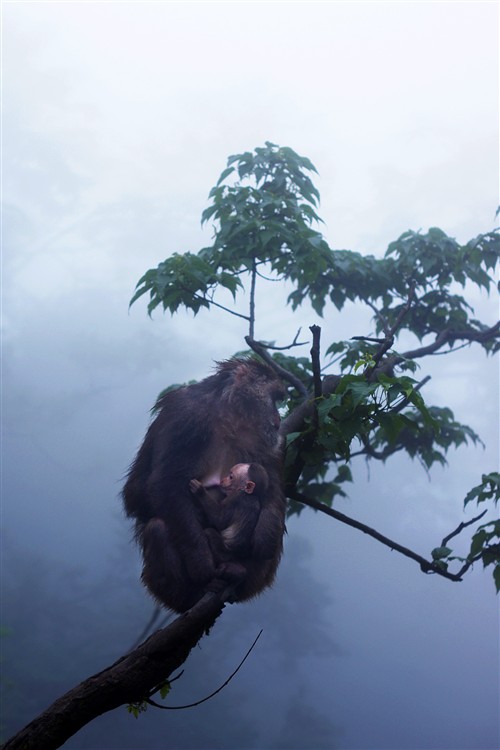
xmin=122 ymin=358 xmax=287 ymax=613
xmin=189 ymin=463 xmax=269 ymax=583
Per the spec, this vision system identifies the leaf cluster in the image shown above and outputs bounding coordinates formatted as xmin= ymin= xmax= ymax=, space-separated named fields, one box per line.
xmin=130 ymin=142 xmax=327 ymax=317
xmin=283 ymin=372 xmax=482 ymax=507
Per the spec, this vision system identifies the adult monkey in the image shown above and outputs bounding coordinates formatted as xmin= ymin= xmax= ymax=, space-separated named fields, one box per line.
xmin=123 ymin=358 xmax=287 ymax=613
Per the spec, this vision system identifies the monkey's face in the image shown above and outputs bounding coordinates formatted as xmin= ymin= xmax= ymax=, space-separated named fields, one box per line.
xmin=238 ymin=379 xmax=286 ymax=434
xmin=220 ymin=463 xmax=253 ymax=494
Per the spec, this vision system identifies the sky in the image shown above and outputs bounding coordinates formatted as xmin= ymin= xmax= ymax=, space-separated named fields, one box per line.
xmin=2 ymin=2 xmax=499 ymax=749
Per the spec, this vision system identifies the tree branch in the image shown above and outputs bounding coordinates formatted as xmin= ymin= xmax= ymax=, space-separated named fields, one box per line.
xmin=309 ymin=325 xmax=322 ymax=400
xmin=368 ymin=284 xmax=416 ymax=374
xmin=191 ymin=291 xmax=251 ymax=322
xmin=399 ymin=321 xmax=500 ymax=363
xmin=1 ymin=591 xmax=230 ymax=750
xmin=349 ymin=437 xmax=404 ymax=461
xmin=245 ymin=336 xmax=308 ymax=397
xmin=261 ymin=328 xmax=308 ymax=350
xmin=441 ymin=510 xmax=488 ymax=547
xmin=280 ymin=374 xmax=341 ymax=436
xmin=365 ymin=299 xmax=391 ymax=336
xmin=249 ymin=257 xmax=257 ymax=339
xmin=288 ymin=490 xmax=469 ymax=583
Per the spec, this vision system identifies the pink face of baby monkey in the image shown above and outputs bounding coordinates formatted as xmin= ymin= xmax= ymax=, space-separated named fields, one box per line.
xmin=220 ymin=464 xmax=255 ymax=495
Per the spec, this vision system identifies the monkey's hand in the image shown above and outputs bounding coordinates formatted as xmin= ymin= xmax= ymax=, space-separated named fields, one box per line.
xmin=189 ymin=479 xmax=204 ymax=496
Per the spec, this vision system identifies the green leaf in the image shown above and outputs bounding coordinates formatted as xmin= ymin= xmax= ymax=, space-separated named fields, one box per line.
xmin=464 ymin=472 xmax=500 ymax=508
xmin=470 ymin=529 xmax=487 ymax=558
xmin=431 ymin=546 xmax=453 ymax=561
xmin=201 ymin=204 xmax=218 ymax=224
xmin=216 ymin=166 xmax=235 ymax=186
xmin=159 ymin=681 xmax=171 ymax=699
xmin=494 ymin=565 xmax=500 ymax=593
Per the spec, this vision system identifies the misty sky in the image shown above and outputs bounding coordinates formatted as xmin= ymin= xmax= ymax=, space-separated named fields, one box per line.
xmin=2 ymin=3 xmax=499 ymax=749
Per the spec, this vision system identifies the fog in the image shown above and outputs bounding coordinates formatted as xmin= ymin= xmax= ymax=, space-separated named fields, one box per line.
xmin=2 ymin=3 xmax=499 ymax=749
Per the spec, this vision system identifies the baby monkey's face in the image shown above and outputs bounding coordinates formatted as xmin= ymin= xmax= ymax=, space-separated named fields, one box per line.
xmin=220 ymin=463 xmax=253 ymax=495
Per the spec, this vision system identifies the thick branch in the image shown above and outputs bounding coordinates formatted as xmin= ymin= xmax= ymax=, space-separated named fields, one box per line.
xmin=249 ymin=257 xmax=257 ymax=339
xmin=309 ymin=325 xmax=322 ymax=400
xmin=399 ymin=321 xmax=500 ymax=363
xmin=2 ymin=591 xmax=228 ymax=750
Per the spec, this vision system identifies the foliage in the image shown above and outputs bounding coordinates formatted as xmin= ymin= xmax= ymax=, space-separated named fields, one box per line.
xmin=131 ymin=142 xmax=500 ymax=590
xmin=127 ymin=680 xmax=171 ymax=718
xmin=430 ymin=474 xmax=500 ymax=591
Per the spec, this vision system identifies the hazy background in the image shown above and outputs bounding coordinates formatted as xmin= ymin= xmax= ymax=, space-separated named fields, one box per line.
xmin=2 ymin=3 xmax=499 ymax=749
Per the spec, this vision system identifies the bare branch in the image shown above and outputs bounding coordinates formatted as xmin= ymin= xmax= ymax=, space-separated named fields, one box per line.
xmin=249 ymin=257 xmax=257 ymax=339
xmin=309 ymin=325 xmax=322 ymax=399
xmin=351 ymin=336 xmax=386 ymax=343
xmin=288 ymin=490 xmax=466 ymax=583
xmin=441 ymin=509 xmax=488 ymax=547
xmin=189 ymin=291 xmax=251 ymax=322
xmin=262 ymin=329 xmax=308 ymax=350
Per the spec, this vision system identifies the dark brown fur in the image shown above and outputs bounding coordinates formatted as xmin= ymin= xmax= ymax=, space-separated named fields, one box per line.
xmin=190 ymin=462 xmax=268 ymax=563
xmin=122 ymin=359 xmax=286 ymax=613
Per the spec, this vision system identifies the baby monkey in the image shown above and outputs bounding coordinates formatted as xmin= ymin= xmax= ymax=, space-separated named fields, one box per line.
xmin=189 ymin=463 xmax=269 ymax=577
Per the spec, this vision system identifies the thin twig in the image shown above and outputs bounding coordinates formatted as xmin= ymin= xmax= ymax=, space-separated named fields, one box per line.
xmin=351 ymin=336 xmax=386 ymax=343
xmin=369 ymin=284 xmax=416 ymax=373
xmin=365 ymin=299 xmax=391 ymax=336
xmin=190 ymin=291 xmax=250 ymax=321
xmin=145 ymin=630 xmax=263 ymax=710
xmin=441 ymin=509 xmax=488 ymax=547
xmin=349 ymin=439 xmax=404 ymax=461
xmin=263 ymin=329 xmax=308 ymax=350
xmin=454 ymin=552 xmax=485 ymax=578
xmin=249 ymin=257 xmax=257 ymax=339
xmin=389 ymin=375 xmax=431 ymax=414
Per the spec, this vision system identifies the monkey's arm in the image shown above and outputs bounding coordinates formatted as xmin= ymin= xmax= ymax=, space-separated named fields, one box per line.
xmin=189 ymin=479 xmax=228 ymax=529
xmin=222 ymin=499 xmax=260 ymax=554
xmin=250 ymin=500 xmax=285 ymax=560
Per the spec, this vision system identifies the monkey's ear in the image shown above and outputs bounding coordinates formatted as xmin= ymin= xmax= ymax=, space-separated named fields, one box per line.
xmin=244 ymin=481 xmax=256 ymax=494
